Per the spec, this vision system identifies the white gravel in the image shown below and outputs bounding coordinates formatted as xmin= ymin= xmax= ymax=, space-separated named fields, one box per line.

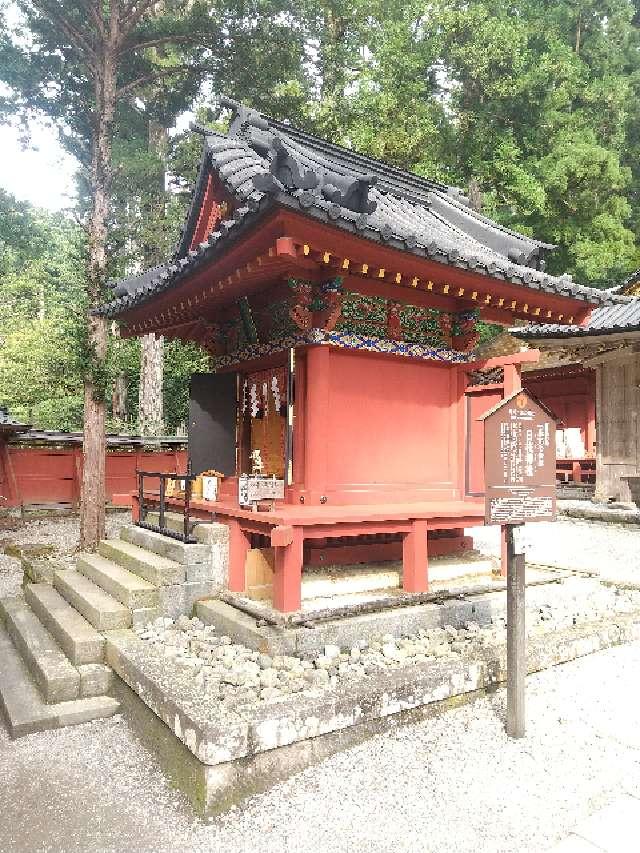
xmin=469 ymin=516 xmax=640 ymax=583
xmin=0 ymin=511 xmax=131 ymax=598
xmin=1 ymin=642 xmax=640 ymax=853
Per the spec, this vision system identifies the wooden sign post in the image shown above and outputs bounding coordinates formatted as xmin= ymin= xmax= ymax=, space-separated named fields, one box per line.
xmin=481 ymin=390 xmax=556 ymax=738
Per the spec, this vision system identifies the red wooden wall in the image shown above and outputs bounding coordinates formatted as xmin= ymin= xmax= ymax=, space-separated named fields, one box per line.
xmin=465 ymin=387 xmax=504 ymax=497
xmin=291 ymin=347 xmax=464 ymax=505
xmin=0 ymin=446 xmax=187 ymax=507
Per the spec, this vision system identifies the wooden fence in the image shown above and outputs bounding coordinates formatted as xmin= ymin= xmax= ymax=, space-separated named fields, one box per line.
xmin=0 ymin=441 xmax=187 ymax=508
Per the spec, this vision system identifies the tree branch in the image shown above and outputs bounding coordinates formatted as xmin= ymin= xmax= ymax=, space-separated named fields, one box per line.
xmin=115 ymin=62 xmax=202 ymax=98
xmin=118 ymin=33 xmax=196 ymax=56
xmin=77 ymin=0 xmax=105 ymax=38
xmin=30 ymin=0 xmax=98 ymax=69
xmin=121 ymin=0 xmax=160 ymax=36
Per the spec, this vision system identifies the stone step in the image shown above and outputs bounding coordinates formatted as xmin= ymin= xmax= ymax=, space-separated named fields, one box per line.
xmin=121 ymin=524 xmax=210 ymax=566
xmin=54 ymin=570 xmax=131 ymax=631
xmin=77 ymin=553 xmax=159 ymax=610
xmin=0 ymin=597 xmax=80 ymax=703
xmin=98 ymin=539 xmax=185 ymax=586
xmin=24 ymin=583 xmax=105 ymax=666
xmin=0 ymin=626 xmax=119 ymax=738
xmin=145 ymin=510 xmax=195 ymax=535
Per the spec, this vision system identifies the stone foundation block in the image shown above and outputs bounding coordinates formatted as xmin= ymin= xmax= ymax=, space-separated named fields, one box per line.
xmin=78 ymin=663 xmax=113 ymax=697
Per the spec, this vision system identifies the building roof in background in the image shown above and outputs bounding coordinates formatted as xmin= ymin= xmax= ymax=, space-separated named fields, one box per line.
xmin=511 ymin=297 xmax=640 ymax=340
xmin=101 ymin=99 xmax=616 ymax=319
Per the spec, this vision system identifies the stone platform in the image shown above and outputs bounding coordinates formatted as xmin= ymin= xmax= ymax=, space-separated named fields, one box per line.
xmin=104 ymin=571 xmax=640 ymax=817
xmin=107 ymin=605 xmax=640 ymax=817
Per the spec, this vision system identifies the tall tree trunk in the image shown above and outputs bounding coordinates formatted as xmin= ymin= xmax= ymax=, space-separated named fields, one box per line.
xmin=80 ymin=21 xmax=118 ymax=550
xmin=138 ymin=119 xmax=167 ymax=438
xmin=139 ymin=333 xmax=164 ymax=436
xmin=112 ymin=372 xmax=128 ymax=421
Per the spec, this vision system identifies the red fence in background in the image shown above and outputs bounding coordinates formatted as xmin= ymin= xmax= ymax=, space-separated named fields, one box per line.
xmin=0 ymin=445 xmax=188 ymax=507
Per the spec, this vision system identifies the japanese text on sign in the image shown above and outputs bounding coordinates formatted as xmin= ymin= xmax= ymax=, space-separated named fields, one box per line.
xmin=483 ymin=391 xmax=556 ymax=525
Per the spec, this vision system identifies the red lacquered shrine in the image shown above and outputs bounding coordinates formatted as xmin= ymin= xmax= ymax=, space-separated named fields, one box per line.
xmin=102 ymin=99 xmax=615 ymax=612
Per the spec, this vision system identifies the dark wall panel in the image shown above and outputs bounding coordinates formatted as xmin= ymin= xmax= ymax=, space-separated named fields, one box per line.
xmin=189 ymin=373 xmax=237 ymax=476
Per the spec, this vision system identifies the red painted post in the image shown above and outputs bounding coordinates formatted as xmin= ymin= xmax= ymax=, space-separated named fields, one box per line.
xmin=572 ymin=459 xmax=582 ymax=483
xmin=402 ymin=519 xmax=429 ymax=593
xmin=586 ymin=395 xmax=596 ymax=456
xmin=273 ymin=527 xmax=304 ymax=612
xmin=227 ymin=519 xmax=250 ymax=593
xmin=503 ymin=363 xmax=522 ymax=397
xmin=131 ymin=493 xmax=141 ymax=523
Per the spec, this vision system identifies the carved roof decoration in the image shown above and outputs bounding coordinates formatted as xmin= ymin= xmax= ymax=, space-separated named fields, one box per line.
xmin=102 ymin=98 xmax=618 ymax=318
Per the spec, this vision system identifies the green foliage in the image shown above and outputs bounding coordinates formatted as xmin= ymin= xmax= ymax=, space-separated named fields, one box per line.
xmin=4 ymin=0 xmax=640 ymax=438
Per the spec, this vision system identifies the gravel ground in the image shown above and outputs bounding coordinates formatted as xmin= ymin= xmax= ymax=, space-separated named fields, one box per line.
xmin=0 ymin=511 xmax=131 ymax=598
xmin=1 ymin=642 xmax=640 ymax=853
xmin=469 ymin=516 xmax=640 ymax=582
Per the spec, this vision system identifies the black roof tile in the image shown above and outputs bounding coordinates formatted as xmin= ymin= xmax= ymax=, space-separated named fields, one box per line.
xmin=101 ymin=101 xmax=616 ymax=318
xmin=511 ymin=297 xmax=640 ymax=340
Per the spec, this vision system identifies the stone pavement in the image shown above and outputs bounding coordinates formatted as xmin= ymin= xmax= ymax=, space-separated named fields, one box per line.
xmin=550 ymin=794 xmax=640 ymax=852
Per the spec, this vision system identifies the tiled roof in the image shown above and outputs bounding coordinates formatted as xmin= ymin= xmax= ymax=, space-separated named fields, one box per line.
xmin=511 ymin=297 xmax=640 ymax=340
xmin=101 ymin=99 xmax=617 ymax=318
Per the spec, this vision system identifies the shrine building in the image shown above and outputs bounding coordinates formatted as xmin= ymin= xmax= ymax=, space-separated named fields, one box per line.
xmin=512 ymin=272 xmax=640 ymax=504
xmin=102 ymin=98 xmax=620 ymax=613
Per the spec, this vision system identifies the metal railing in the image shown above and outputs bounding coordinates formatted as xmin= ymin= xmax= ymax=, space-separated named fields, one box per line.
xmin=136 ymin=470 xmax=197 ymax=543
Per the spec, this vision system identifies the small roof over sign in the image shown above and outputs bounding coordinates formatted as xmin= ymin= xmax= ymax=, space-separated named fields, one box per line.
xmin=478 ymin=389 xmax=559 ymax=422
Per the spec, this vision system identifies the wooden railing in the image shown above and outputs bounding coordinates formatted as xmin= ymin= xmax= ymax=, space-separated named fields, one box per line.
xmin=136 ymin=470 xmax=197 ymax=543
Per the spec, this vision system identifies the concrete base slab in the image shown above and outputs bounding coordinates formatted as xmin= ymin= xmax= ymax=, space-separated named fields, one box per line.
xmin=0 ymin=626 xmax=119 ymax=738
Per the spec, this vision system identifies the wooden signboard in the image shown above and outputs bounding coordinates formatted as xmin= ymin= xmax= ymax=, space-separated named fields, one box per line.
xmin=481 ymin=388 xmax=557 ymax=739
xmin=238 ymin=475 xmax=285 ymax=506
xmin=481 ymin=390 xmax=556 ymax=525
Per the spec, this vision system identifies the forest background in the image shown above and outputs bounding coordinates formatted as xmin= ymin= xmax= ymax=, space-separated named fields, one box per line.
xmin=2 ymin=0 xmax=640 ymax=435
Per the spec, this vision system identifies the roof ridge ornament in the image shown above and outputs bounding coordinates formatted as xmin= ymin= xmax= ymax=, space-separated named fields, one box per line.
xmin=219 ymin=96 xmax=269 ymax=136
xmin=321 ymin=173 xmax=378 ymax=215
xmin=252 ymin=132 xmax=319 ymax=194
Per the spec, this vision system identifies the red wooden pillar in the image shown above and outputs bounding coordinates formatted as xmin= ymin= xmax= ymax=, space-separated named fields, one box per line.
xmin=272 ymin=525 xmax=304 ymax=612
xmin=72 ymin=448 xmax=82 ymax=508
xmin=402 ymin=519 xmax=429 ymax=593
xmin=503 ymin=363 xmax=522 ymax=397
xmin=304 ymin=345 xmax=330 ymax=501
xmin=586 ymin=395 xmax=596 ymax=456
xmin=227 ymin=519 xmax=250 ymax=593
